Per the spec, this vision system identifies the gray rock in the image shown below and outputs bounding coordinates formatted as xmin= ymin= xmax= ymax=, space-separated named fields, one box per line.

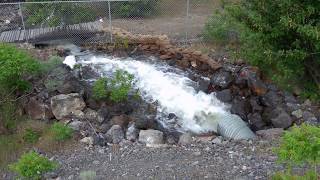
xmin=198 ymin=79 xmax=210 ymax=93
xmin=215 ymin=89 xmax=232 ymax=103
xmin=248 ymin=113 xmax=266 ymax=130
xmin=212 ymin=137 xmax=223 ymax=144
xmin=178 ymin=133 xmax=193 ymax=145
xmin=80 ymin=137 xmax=94 ymax=145
xmin=106 ymin=125 xmax=124 ymax=144
xmin=261 ymin=91 xmax=283 ymax=107
xmin=303 ymin=111 xmax=318 ymax=125
xmin=85 ymin=108 xmax=105 ymax=124
xmin=256 ymin=128 xmax=284 ymax=139
xmin=139 ymin=129 xmax=164 ymax=145
xmin=50 ymin=93 xmax=86 ymax=120
xmin=126 ymin=122 xmax=139 ymax=142
xmin=231 ymin=97 xmax=250 ymax=120
xmin=211 ymin=70 xmax=233 ymax=89
xmin=270 ymin=108 xmax=292 ymax=128
xmin=25 ymin=96 xmax=54 ymax=120
xmin=68 ymin=120 xmax=83 ymax=131
xmin=291 ymin=109 xmax=303 ymax=119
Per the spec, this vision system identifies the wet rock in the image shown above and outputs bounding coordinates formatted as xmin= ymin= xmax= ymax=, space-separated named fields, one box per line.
xmin=25 ymin=96 xmax=54 ymax=120
xmin=178 ymin=133 xmax=193 ymax=145
xmin=105 ymin=125 xmax=124 ymax=144
xmin=231 ymin=97 xmax=250 ymax=120
xmin=256 ymin=128 xmax=284 ymax=139
xmin=111 ymin=114 xmax=132 ymax=128
xmin=270 ymin=108 xmax=292 ymax=128
xmin=248 ymin=113 xmax=266 ymax=131
xmin=198 ymin=79 xmax=210 ymax=93
xmin=50 ymin=93 xmax=86 ymax=120
xmin=215 ymin=89 xmax=232 ymax=103
xmin=210 ymin=70 xmax=233 ymax=89
xmin=139 ymin=129 xmax=164 ymax=145
xmin=126 ymin=122 xmax=139 ymax=142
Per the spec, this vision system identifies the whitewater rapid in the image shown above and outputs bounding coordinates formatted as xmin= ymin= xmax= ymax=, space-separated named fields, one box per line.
xmin=73 ymin=55 xmax=255 ymax=136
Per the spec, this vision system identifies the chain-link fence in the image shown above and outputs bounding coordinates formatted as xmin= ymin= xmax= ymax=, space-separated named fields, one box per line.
xmin=0 ymin=0 xmax=216 ymax=44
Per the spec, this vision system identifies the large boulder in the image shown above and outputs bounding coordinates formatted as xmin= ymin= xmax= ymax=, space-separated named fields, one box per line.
xmin=111 ymin=114 xmax=132 ymax=128
xmin=105 ymin=125 xmax=124 ymax=144
xmin=139 ymin=129 xmax=164 ymax=145
xmin=50 ymin=93 xmax=86 ymax=120
xmin=247 ymin=113 xmax=266 ymax=130
xmin=270 ymin=108 xmax=293 ymax=128
xmin=230 ymin=97 xmax=251 ymax=120
xmin=25 ymin=97 xmax=54 ymax=120
xmin=215 ymin=89 xmax=232 ymax=103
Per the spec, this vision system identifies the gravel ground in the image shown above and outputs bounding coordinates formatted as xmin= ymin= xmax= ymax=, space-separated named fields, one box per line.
xmin=52 ymin=139 xmax=284 ymax=180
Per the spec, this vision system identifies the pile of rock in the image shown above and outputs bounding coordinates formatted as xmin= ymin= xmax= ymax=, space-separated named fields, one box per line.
xmin=95 ymin=27 xmax=319 ymax=131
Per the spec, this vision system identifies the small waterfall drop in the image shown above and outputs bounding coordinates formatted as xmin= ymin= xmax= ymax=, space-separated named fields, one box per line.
xmin=76 ymin=55 xmax=255 ymax=139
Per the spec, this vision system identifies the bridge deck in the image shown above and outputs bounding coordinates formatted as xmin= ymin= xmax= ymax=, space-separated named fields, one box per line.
xmin=0 ymin=21 xmax=104 ymax=43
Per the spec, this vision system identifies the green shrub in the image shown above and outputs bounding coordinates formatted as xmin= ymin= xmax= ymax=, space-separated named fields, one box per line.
xmin=274 ymin=124 xmax=320 ymax=178
xmin=272 ymin=170 xmax=317 ymax=180
xmin=111 ymin=0 xmax=159 ymax=18
xmin=93 ymin=77 xmax=109 ymax=100
xmin=205 ymin=0 xmax=320 ymax=100
xmin=23 ymin=128 xmax=41 ymax=144
xmin=9 ymin=151 xmax=57 ymax=179
xmin=50 ymin=122 xmax=73 ymax=141
xmin=0 ymin=99 xmax=18 ymax=132
xmin=0 ymin=43 xmax=40 ymax=92
xmin=79 ymin=170 xmax=97 ymax=180
xmin=92 ymin=70 xmax=134 ymax=103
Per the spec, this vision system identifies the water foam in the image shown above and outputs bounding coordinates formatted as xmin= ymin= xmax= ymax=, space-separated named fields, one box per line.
xmin=80 ymin=56 xmax=243 ymax=134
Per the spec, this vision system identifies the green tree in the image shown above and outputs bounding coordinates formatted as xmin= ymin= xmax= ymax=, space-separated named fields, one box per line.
xmin=205 ymin=0 xmax=320 ymax=99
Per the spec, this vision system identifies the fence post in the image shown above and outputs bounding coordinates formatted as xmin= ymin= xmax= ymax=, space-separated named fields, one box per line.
xmin=108 ymin=0 xmax=113 ymax=43
xmin=18 ymin=2 xmax=27 ymax=42
xmin=185 ymin=0 xmax=190 ymax=44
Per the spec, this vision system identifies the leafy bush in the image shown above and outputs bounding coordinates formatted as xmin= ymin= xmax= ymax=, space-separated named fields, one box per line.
xmin=23 ymin=128 xmax=41 ymax=143
xmin=50 ymin=122 xmax=73 ymax=141
xmin=92 ymin=70 xmax=134 ymax=103
xmin=93 ymin=77 xmax=109 ymax=100
xmin=111 ymin=0 xmax=159 ymax=18
xmin=272 ymin=170 xmax=317 ymax=180
xmin=0 ymin=43 xmax=40 ymax=92
xmin=274 ymin=124 xmax=320 ymax=178
xmin=9 ymin=151 xmax=57 ymax=179
xmin=24 ymin=0 xmax=97 ymax=27
xmin=205 ymin=0 xmax=320 ymax=99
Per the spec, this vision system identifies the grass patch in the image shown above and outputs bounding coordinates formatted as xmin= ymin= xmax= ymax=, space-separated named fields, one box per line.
xmin=50 ymin=122 xmax=74 ymax=142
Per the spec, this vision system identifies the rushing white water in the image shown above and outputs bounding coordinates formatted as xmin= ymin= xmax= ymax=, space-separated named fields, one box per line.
xmin=76 ymin=55 xmax=253 ymax=135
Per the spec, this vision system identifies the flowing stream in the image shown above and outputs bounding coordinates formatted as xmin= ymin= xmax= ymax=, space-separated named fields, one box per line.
xmin=64 ymin=46 xmax=255 ymax=139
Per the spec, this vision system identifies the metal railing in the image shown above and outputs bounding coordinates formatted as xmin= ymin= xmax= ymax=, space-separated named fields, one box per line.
xmin=0 ymin=0 xmax=216 ymax=44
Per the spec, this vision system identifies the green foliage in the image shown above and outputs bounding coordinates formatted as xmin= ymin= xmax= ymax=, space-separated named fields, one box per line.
xmin=79 ymin=170 xmax=97 ymax=180
xmin=205 ymin=0 xmax=320 ymax=98
xmin=0 ymin=43 xmax=40 ymax=92
xmin=272 ymin=170 xmax=317 ymax=180
xmin=114 ymin=36 xmax=130 ymax=50
xmin=92 ymin=70 xmax=134 ymax=103
xmin=203 ymin=8 xmax=242 ymax=45
xmin=25 ymin=0 xmax=97 ymax=27
xmin=9 ymin=151 xmax=57 ymax=179
xmin=23 ymin=128 xmax=41 ymax=144
xmin=93 ymin=77 xmax=109 ymax=100
xmin=0 ymin=99 xmax=18 ymax=131
xmin=112 ymin=0 xmax=159 ymax=18
xmin=50 ymin=122 xmax=73 ymax=141
xmin=274 ymin=124 xmax=320 ymax=177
